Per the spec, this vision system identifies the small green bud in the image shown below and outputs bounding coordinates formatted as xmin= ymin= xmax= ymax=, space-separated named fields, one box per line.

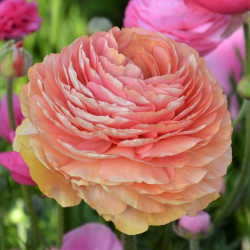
xmin=87 ymin=17 xmax=113 ymax=35
xmin=0 ymin=40 xmax=32 ymax=79
xmin=237 ymin=75 xmax=250 ymax=99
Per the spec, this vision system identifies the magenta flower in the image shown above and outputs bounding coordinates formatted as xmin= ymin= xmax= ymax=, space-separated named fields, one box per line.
xmin=61 ymin=223 xmax=122 ymax=250
xmin=0 ymin=0 xmax=42 ymax=40
xmin=0 ymin=151 xmax=36 ymax=185
xmin=204 ymin=28 xmax=244 ymax=119
xmin=184 ymin=0 xmax=250 ymax=15
xmin=179 ymin=211 xmax=211 ymax=235
xmin=0 ymin=94 xmax=35 ymax=185
xmin=124 ymin=0 xmax=238 ymax=56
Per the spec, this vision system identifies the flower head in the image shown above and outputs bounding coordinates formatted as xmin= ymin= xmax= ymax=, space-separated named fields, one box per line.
xmin=124 ymin=0 xmax=237 ymax=56
xmin=178 ymin=211 xmax=211 ymax=236
xmin=14 ymin=27 xmax=232 ymax=235
xmin=0 ymin=0 xmax=42 ymax=40
xmin=184 ymin=0 xmax=250 ymax=15
xmin=61 ymin=223 xmax=122 ymax=250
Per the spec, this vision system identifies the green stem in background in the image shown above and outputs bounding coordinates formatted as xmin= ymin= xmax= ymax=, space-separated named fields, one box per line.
xmin=21 ymin=186 xmax=40 ymax=247
xmin=232 ymin=100 xmax=249 ymax=128
xmin=214 ymin=22 xmax=250 ymax=227
xmin=121 ymin=233 xmax=137 ymax=250
xmin=189 ymin=239 xmax=199 ymax=250
xmin=6 ymin=78 xmax=15 ymax=130
xmin=6 ymin=77 xmax=41 ymax=247
xmin=0 ymin=207 xmax=4 ymax=250
xmin=161 ymin=224 xmax=172 ymax=250
xmin=57 ymin=204 xmax=64 ymax=249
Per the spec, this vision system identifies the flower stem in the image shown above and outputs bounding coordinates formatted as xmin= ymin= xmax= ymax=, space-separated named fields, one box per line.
xmin=6 ymin=78 xmax=15 ymax=130
xmin=189 ymin=239 xmax=199 ymax=250
xmin=214 ymin=21 xmax=250 ymax=227
xmin=161 ymin=223 xmax=172 ymax=250
xmin=121 ymin=233 xmax=137 ymax=250
xmin=232 ymin=100 xmax=248 ymax=128
xmin=21 ymin=185 xmax=40 ymax=247
xmin=5 ymin=77 xmax=41 ymax=247
xmin=57 ymin=204 xmax=64 ymax=249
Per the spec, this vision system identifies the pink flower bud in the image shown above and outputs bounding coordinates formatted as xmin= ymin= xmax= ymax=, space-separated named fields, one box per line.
xmin=179 ymin=211 xmax=211 ymax=235
xmin=0 ymin=40 xmax=32 ymax=79
xmin=61 ymin=223 xmax=122 ymax=250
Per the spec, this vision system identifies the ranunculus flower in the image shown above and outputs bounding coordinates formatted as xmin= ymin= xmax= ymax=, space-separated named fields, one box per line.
xmin=204 ymin=28 xmax=244 ymax=119
xmin=14 ymin=27 xmax=232 ymax=235
xmin=0 ymin=0 xmax=42 ymax=40
xmin=0 ymin=94 xmax=35 ymax=185
xmin=124 ymin=0 xmax=237 ymax=56
xmin=61 ymin=223 xmax=122 ymax=250
xmin=184 ymin=0 xmax=250 ymax=15
xmin=178 ymin=211 xmax=211 ymax=235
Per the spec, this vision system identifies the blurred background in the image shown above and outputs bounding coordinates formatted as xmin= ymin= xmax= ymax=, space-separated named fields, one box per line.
xmin=0 ymin=1 xmax=249 ymax=249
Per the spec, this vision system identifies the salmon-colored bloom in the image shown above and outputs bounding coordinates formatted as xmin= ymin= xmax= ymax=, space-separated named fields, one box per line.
xmin=14 ymin=27 xmax=232 ymax=235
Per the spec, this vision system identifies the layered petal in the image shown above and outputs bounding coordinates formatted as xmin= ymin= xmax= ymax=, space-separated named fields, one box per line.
xmin=14 ymin=27 xmax=232 ymax=234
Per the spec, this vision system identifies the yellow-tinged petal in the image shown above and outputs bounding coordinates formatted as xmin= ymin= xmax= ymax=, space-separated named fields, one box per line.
xmin=14 ymin=119 xmax=81 ymax=207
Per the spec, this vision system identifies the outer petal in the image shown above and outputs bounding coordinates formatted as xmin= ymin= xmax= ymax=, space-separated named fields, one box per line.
xmin=14 ymin=119 xmax=81 ymax=207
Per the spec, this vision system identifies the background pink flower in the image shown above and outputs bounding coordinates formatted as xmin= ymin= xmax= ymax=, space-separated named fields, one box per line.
xmin=184 ymin=0 xmax=250 ymax=15
xmin=124 ymin=0 xmax=235 ymax=56
xmin=204 ymin=28 xmax=244 ymax=119
xmin=0 ymin=151 xmax=36 ymax=185
xmin=0 ymin=94 xmax=35 ymax=185
xmin=61 ymin=223 xmax=122 ymax=250
xmin=179 ymin=211 xmax=211 ymax=235
xmin=0 ymin=0 xmax=42 ymax=40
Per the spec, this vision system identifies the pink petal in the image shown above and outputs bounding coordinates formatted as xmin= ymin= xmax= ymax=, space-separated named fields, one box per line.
xmin=0 ymin=151 xmax=36 ymax=186
xmin=61 ymin=223 xmax=122 ymax=250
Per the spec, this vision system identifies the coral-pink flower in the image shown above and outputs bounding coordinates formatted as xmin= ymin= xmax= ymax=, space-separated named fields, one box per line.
xmin=0 ymin=0 xmax=42 ymax=40
xmin=61 ymin=223 xmax=122 ymax=250
xmin=0 ymin=94 xmax=35 ymax=185
xmin=179 ymin=211 xmax=211 ymax=235
xmin=14 ymin=27 xmax=232 ymax=235
xmin=124 ymin=0 xmax=236 ymax=56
